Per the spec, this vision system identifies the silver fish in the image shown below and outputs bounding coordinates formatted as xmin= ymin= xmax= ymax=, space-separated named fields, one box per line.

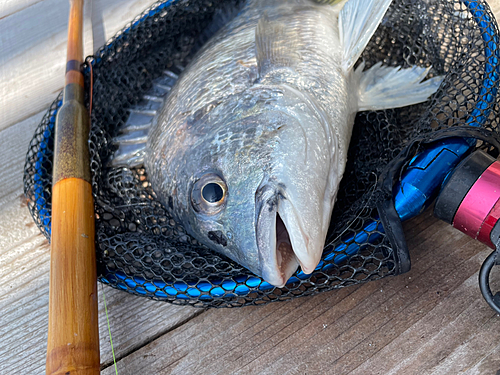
xmin=112 ymin=0 xmax=442 ymax=287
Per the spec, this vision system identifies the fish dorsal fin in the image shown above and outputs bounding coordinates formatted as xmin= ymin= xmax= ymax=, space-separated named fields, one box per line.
xmin=339 ymin=0 xmax=393 ymax=71
xmin=255 ymin=14 xmax=300 ymax=77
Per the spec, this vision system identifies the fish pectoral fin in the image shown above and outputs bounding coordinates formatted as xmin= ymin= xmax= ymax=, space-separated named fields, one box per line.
xmin=255 ymin=13 xmax=300 ymax=77
xmin=108 ymin=111 xmax=151 ymax=168
xmin=109 ymin=142 xmax=147 ymax=168
xmin=339 ymin=0 xmax=393 ymax=71
xmin=108 ymin=68 xmax=181 ymax=168
xmin=356 ymin=62 xmax=444 ymax=111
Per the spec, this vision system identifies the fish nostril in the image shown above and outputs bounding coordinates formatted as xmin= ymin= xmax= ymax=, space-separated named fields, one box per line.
xmin=208 ymin=230 xmax=228 ymax=246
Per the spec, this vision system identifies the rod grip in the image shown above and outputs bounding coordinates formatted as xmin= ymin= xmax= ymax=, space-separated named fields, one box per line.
xmin=52 ymin=86 xmax=91 ymax=185
xmin=46 ymin=178 xmax=100 ymax=375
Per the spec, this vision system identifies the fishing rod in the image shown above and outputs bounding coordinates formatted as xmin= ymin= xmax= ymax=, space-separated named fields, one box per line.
xmin=46 ymin=0 xmax=100 ymax=374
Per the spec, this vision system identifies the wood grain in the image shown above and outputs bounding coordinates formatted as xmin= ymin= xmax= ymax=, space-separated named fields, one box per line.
xmin=47 ymin=178 xmax=99 ymax=375
xmin=0 ymin=2 xmax=199 ymax=374
xmin=0 ymin=0 xmax=44 ymax=20
xmin=0 ymin=110 xmax=44 ymax=203
xmin=0 ymin=0 xmax=158 ymax=133
xmin=0 ymin=192 xmax=201 ymax=374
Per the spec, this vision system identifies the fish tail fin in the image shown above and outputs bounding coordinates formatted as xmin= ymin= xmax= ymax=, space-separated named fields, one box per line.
xmin=109 ymin=68 xmax=180 ymax=167
xmin=356 ymin=62 xmax=443 ymax=111
xmin=339 ymin=0 xmax=393 ymax=71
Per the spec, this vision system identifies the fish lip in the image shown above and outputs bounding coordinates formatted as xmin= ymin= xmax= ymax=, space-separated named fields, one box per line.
xmin=255 ymin=183 xmax=300 ymax=288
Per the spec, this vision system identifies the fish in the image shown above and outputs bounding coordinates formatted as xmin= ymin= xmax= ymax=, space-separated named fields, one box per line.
xmin=111 ymin=0 xmax=442 ymax=287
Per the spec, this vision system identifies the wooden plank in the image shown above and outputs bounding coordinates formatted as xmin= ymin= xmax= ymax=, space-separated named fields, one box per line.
xmin=293 ymin=233 xmax=485 ymax=374
xmin=402 ymin=205 xmax=440 ymax=243
xmin=180 ymin=228 xmax=453 ymax=375
xmin=0 ymin=2 xmax=201 ymax=373
xmin=468 ymin=342 xmax=500 ymax=375
xmin=428 ymin=314 xmax=500 ymax=374
xmin=227 ymin=226 xmax=477 ymax=375
xmin=0 ymin=0 xmax=160 ymax=200
xmin=0 ymin=0 xmax=158 ymax=133
xmin=490 ymin=0 xmax=500 ymax=18
xmin=0 ymin=0 xmax=92 ymax=132
xmin=0 ymin=195 xmax=202 ymax=374
xmin=0 ymin=0 xmax=40 ymax=20
xmin=89 ymin=0 xmax=159 ymax=53
xmin=393 ymin=293 xmax=496 ymax=374
xmin=4 ymin=1 xmax=500 ymax=375
xmin=0 ymin=110 xmax=44 ymax=203
xmin=333 ymin=251 xmax=493 ymax=375
xmin=346 ymin=256 xmax=496 ymax=375
xmin=98 ymin=286 xmax=357 ymax=375
xmin=228 ymin=231 xmax=485 ymax=375
xmin=96 ymin=288 xmax=204 ymax=370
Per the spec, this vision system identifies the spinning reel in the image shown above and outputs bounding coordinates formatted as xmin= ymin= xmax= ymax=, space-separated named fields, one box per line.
xmin=435 ymin=149 xmax=500 ymax=314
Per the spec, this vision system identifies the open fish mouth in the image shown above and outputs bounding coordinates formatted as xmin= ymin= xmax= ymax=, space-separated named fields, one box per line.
xmin=274 ymin=213 xmax=300 ymax=286
xmin=256 ymin=184 xmax=319 ymax=288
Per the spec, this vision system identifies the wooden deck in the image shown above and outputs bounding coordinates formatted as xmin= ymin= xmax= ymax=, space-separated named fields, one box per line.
xmin=2 ymin=1 xmax=500 ymax=374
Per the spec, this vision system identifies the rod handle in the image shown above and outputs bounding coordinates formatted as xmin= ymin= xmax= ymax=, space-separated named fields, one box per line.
xmin=46 ymin=178 xmax=100 ymax=375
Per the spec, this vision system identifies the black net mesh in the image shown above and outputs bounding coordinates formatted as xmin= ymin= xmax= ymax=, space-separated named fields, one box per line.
xmin=24 ymin=0 xmax=500 ymax=307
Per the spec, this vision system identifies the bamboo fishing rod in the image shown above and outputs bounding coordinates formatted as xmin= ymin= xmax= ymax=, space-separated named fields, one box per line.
xmin=46 ymin=0 xmax=100 ymax=373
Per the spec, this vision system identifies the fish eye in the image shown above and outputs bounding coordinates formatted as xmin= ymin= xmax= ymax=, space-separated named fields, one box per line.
xmin=191 ymin=173 xmax=227 ymax=214
xmin=202 ymin=183 xmax=224 ymax=203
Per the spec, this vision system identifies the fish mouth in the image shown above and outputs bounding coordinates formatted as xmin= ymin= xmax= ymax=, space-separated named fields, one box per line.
xmin=273 ymin=212 xmax=300 ymax=287
xmin=256 ymin=185 xmax=319 ymax=288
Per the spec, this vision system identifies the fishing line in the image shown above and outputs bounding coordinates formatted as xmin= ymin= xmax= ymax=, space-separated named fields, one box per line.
xmin=89 ymin=0 xmax=94 ymax=116
xmin=92 ymin=50 xmax=117 ymax=374
xmin=114 ymin=202 xmax=149 ymax=209
xmin=101 ymin=284 xmax=119 ymax=375
xmin=90 ymin=61 xmax=93 ymax=116
xmin=91 ymin=51 xmax=119 ymax=375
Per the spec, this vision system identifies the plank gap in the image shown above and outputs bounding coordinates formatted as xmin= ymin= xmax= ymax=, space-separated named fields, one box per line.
xmin=100 ymin=304 xmax=207 ymax=370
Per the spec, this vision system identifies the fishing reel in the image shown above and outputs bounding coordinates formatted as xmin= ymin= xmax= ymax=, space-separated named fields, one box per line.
xmin=387 ymin=133 xmax=500 ymax=315
xmin=397 ymin=137 xmax=500 ymax=315
xmin=434 ymin=149 xmax=500 ymax=314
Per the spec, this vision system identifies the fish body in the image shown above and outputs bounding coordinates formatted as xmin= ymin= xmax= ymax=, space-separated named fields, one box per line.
xmin=113 ymin=0 xmax=442 ymax=287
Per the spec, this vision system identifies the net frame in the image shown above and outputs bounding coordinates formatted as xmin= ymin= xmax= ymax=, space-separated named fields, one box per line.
xmin=24 ymin=0 xmax=500 ymax=307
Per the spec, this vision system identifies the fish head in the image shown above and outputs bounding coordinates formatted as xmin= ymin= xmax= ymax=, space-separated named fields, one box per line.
xmin=162 ymin=86 xmax=341 ymax=287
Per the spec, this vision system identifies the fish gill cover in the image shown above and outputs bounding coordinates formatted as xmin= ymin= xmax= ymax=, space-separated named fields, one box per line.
xmin=24 ymin=0 xmax=500 ymax=307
